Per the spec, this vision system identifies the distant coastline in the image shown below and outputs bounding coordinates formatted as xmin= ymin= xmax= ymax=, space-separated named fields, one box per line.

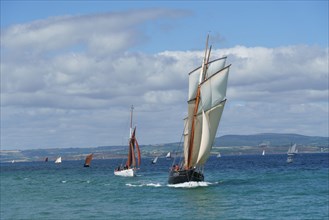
xmin=1 ymin=133 xmax=328 ymax=163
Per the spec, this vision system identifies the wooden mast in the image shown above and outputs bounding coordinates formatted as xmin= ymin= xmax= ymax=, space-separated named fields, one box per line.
xmin=187 ymin=34 xmax=210 ymax=169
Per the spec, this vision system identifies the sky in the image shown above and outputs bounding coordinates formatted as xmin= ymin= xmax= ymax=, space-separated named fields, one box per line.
xmin=1 ymin=1 xmax=328 ymax=150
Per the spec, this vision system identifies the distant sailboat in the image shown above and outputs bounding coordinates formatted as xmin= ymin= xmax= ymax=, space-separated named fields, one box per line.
xmin=262 ymin=150 xmax=265 ymax=156
xmin=168 ymin=34 xmax=231 ymax=184
xmin=151 ymin=156 xmax=158 ymax=164
xmin=84 ymin=153 xmax=93 ymax=167
xmin=166 ymin=152 xmax=171 ymax=159
xmin=287 ymin=143 xmax=298 ymax=163
xmin=45 ymin=157 xmax=48 ymax=162
xmin=114 ymin=105 xmax=141 ymax=177
xmin=217 ymin=152 xmax=221 ymax=158
xmin=55 ymin=157 xmax=62 ymax=164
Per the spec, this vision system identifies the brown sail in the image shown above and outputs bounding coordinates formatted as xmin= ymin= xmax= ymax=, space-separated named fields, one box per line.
xmin=84 ymin=153 xmax=93 ymax=167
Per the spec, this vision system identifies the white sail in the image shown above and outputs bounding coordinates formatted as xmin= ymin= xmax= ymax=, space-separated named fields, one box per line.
xmin=188 ymin=58 xmax=227 ymax=101
xmin=287 ymin=144 xmax=298 ymax=155
xmin=185 ymin=67 xmax=230 ymax=168
xmin=199 ymin=66 xmax=230 ymax=112
xmin=188 ymin=113 xmax=203 ymax=167
xmin=152 ymin=156 xmax=158 ymax=164
xmin=182 ymin=35 xmax=231 ymax=170
xmin=166 ymin=152 xmax=171 ymax=158
xmin=197 ymin=101 xmax=226 ymax=165
xmin=55 ymin=157 xmax=62 ymax=163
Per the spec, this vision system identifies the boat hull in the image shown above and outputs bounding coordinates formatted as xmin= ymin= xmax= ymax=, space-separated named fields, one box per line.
xmin=168 ymin=168 xmax=204 ymax=184
xmin=114 ymin=168 xmax=135 ymax=177
xmin=84 ymin=164 xmax=90 ymax=167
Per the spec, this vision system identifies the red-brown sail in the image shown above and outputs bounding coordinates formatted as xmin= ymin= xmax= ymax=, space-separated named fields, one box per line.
xmin=84 ymin=153 xmax=93 ymax=167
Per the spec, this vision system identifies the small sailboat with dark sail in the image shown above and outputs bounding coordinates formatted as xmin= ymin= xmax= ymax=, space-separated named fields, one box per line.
xmin=84 ymin=153 xmax=93 ymax=167
xmin=114 ymin=106 xmax=141 ymax=177
xmin=168 ymin=35 xmax=231 ymax=184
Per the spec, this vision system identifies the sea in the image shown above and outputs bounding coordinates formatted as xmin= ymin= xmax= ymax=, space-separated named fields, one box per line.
xmin=1 ymin=153 xmax=328 ymax=220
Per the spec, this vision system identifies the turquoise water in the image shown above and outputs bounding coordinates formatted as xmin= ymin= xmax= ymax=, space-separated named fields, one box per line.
xmin=1 ymin=153 xmax=328 ymax=219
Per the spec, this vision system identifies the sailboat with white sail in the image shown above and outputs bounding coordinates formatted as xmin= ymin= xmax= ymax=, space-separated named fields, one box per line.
xmin=114 ymin=106 xmax=141 ymax=177
xmin=287 ymin=143 xmax=298 ymax=163
xmin=168 ymin=35 xmax=231 ymax=184
xmin=151 ymin=156 xmax=158 ymax=164
xmin=55 ymin=156 xmax=62 ymax=164
xmin=166 ymin=152 xmax=171 ymax=159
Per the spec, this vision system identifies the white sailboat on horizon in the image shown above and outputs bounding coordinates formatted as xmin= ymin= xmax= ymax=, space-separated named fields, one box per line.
xmin=151 ymin=156 xmax=158 ymax=164
xmin=55 ymin=156 xmax=62 ymax=164
xmin=287 ymin=143 xmax=298 ymax=163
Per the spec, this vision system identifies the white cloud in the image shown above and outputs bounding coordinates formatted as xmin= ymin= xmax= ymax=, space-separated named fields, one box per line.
xmin=1 ymin=9 xmax=328 ymax=149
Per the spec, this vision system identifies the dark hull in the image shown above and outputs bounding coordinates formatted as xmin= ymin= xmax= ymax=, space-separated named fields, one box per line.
xmin=168 ymin=168 xmax=204 ymax=184
xmin=83 ymin=164 xmax=90 ymax=167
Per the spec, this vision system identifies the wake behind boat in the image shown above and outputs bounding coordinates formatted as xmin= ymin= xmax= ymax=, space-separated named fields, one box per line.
xmin=168 ymin=35 xmax=231 ymax=185
xmin=114 ymin=106 xmax=141 ymax=177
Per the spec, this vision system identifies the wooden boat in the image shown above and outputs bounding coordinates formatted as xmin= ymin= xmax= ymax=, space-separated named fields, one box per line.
xmin=84 ymin=153 xmax=93 ymax=167
xmin=114 ymin=106 xmax=141 ymax=177
xmin=168 ymin=34 xmax=231 ymax=184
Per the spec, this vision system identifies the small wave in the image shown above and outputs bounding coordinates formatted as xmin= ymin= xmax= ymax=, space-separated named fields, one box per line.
xmin=167 ymin=181 xmax=215 ymax=188
xmin=126 ymin=183 xmax=162 ymax=187
xmin=61 ymin=180 xmax=67 ymax=183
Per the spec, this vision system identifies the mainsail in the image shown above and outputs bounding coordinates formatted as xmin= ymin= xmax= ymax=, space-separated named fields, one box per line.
xmin=184 ymin=35 xmax=230 ymax=169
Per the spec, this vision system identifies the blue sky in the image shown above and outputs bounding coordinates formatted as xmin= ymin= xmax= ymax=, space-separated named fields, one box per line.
xmin=1 ymin=1 xmax=328 ymax=150
xmin=2 ymin=1 xmax=327 ymax=50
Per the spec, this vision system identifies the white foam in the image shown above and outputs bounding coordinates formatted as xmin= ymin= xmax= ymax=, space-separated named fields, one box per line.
xmin=167 ymin=181 xmax=214 ymax=188
xmin=126 ymin=182 xmax=162 ymax=187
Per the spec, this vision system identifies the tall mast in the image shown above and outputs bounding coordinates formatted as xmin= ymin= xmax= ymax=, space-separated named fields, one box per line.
xmin=130 ymin=105 xmax=134 ymax=138
xmin=187 ymin=34 xmax=210 ymax=169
